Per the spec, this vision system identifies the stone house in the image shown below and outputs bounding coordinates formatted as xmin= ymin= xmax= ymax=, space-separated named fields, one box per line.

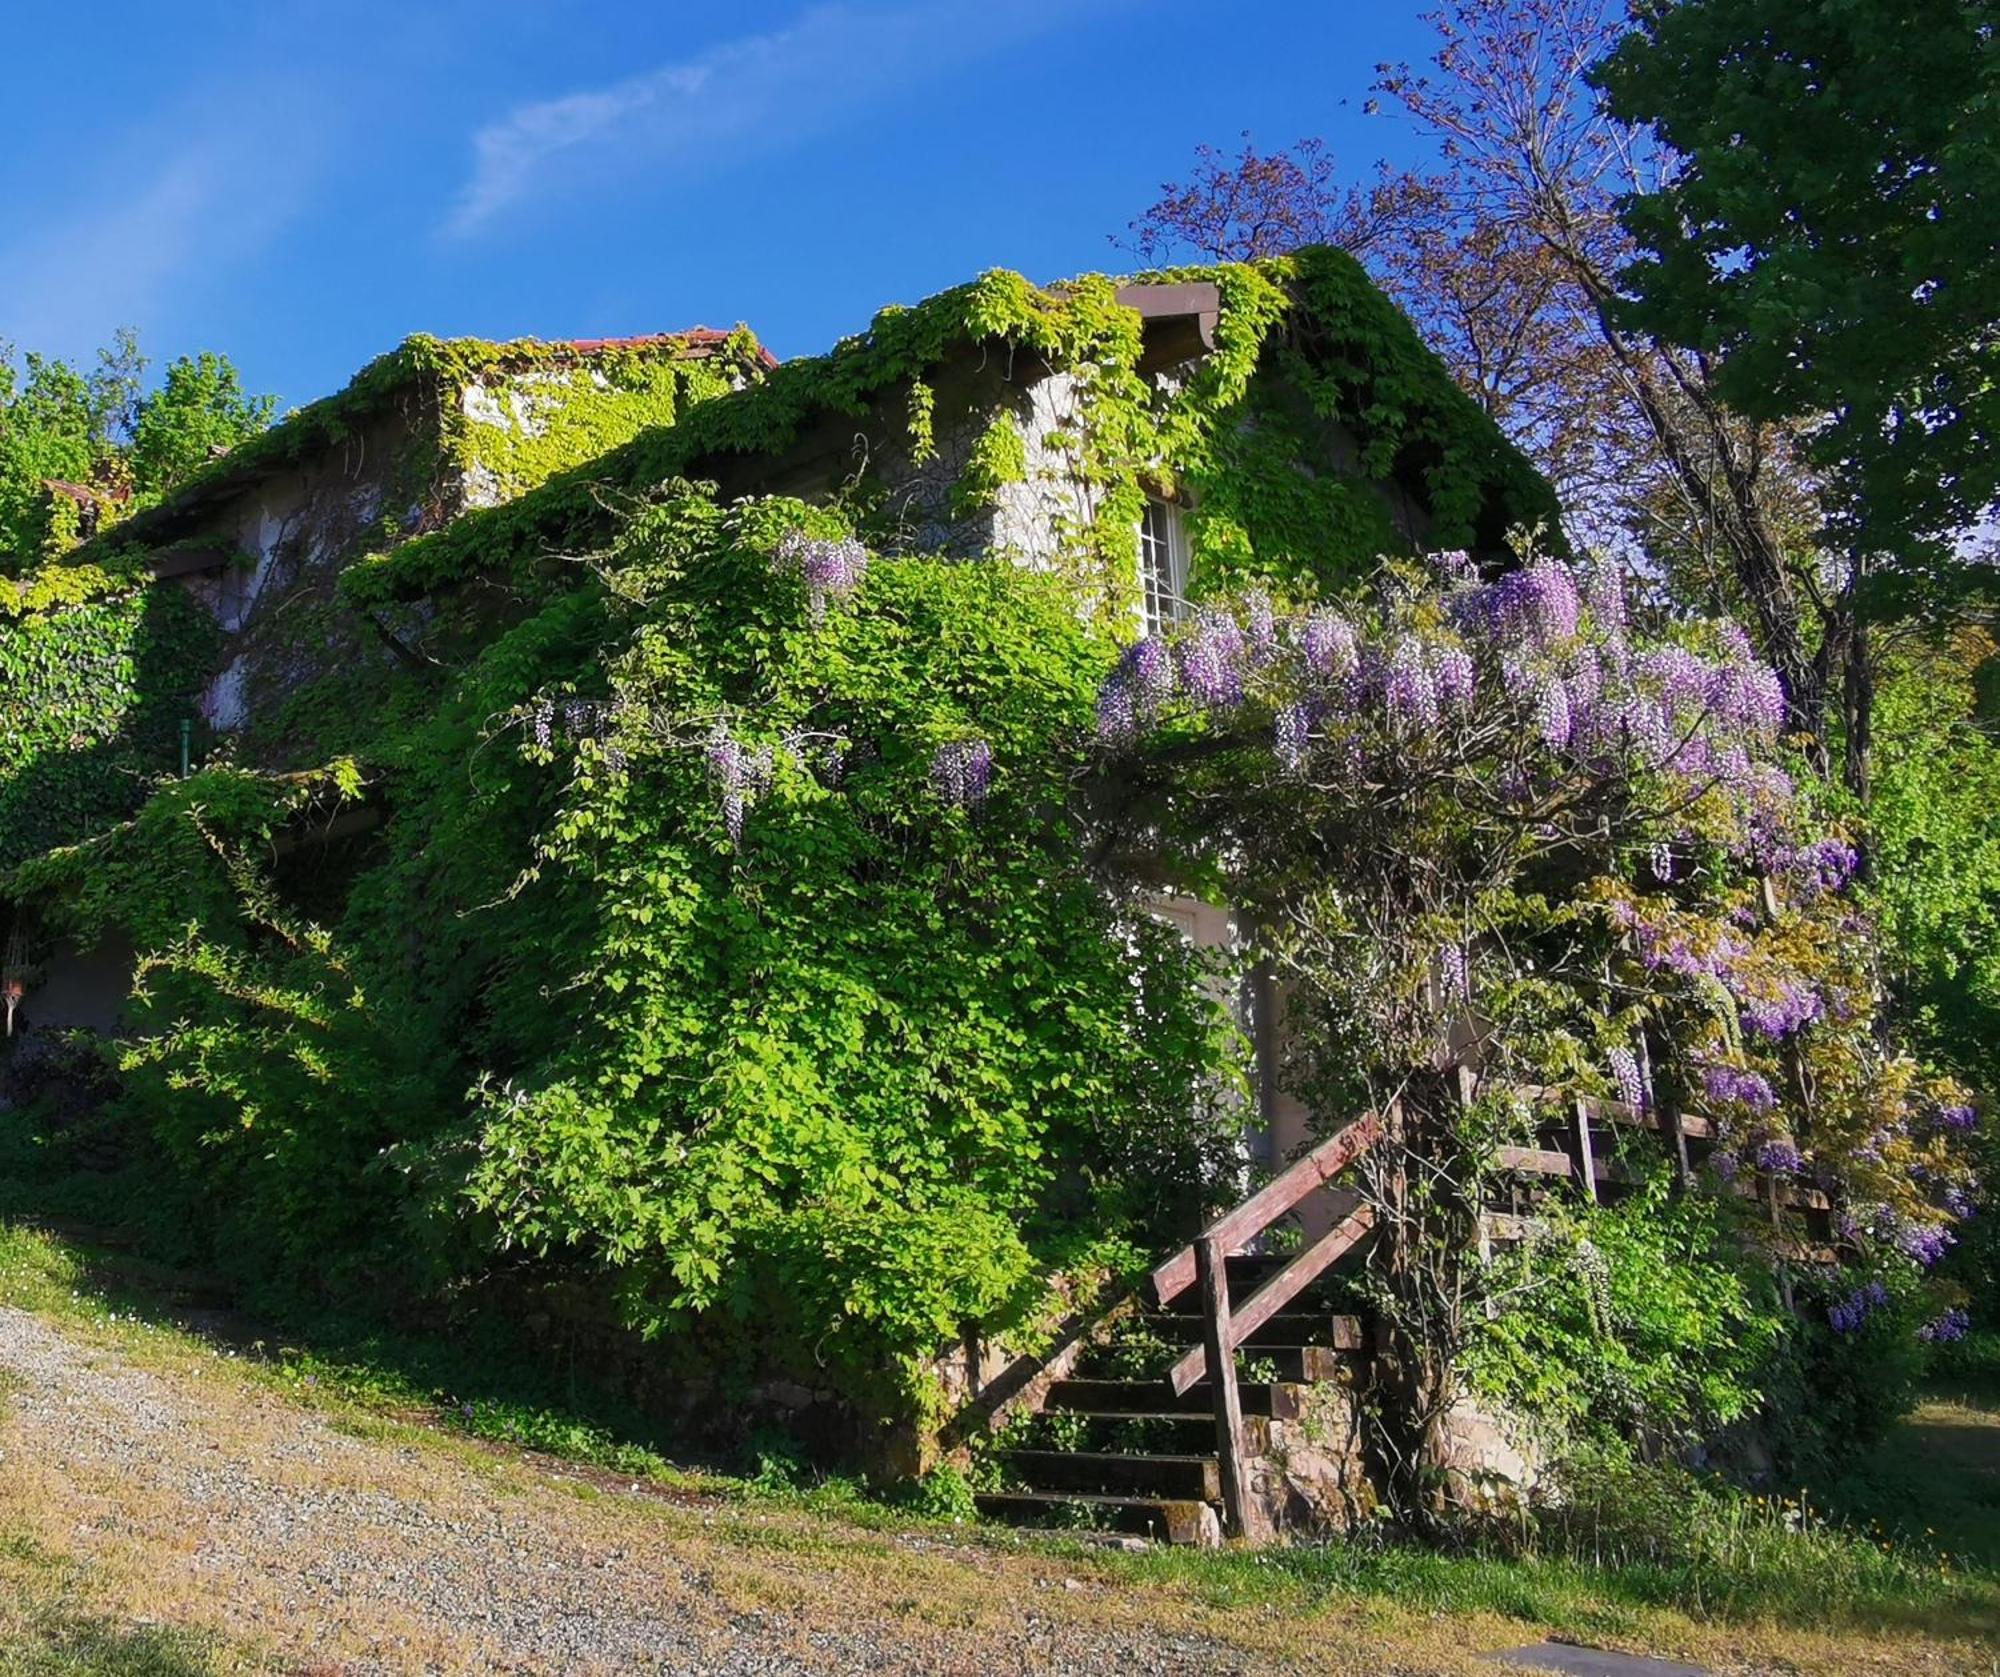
xmin=12 ymin=249 xmax=1550 ymax=1187
xmin=2 ymin=251 xmax=1555 ymax=1537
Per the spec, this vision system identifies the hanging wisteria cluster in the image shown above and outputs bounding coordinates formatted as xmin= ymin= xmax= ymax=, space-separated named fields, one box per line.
xmin=773 ymin=529 xmax=869 ymax=624
xmin=706 ymin=723 xmax=775 ymax=846
xmin=1918 ymin=1306 xmax=1972 ymax=1344
xmin=1096 ymin=555 xmax=1788 ymax=809
xmin=1828 ymin=1279 xmax=1891 ymax=1334
xmin=930 ymin=738 xmax=994 ymax=810
xmin=1088 ymin=549 xmax=1981 ymax=1336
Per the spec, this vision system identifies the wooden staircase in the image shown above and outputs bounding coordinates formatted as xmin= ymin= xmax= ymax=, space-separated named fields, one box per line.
xmin=958 ymin=1076 xmax=1797 ymax=1547
xmin=963 ymin=1112 xmax=1384 ymax=1546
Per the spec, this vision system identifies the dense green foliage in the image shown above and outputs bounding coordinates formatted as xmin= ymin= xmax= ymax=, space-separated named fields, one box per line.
xmin=459 ymin=494 xmax=1235 ymax=1367
xmin=1867 ymin=631 xmax=2000 ymax=1374
xmin=0 ymin=565 xmax=218 ymax=868
xmin=0 ymin=336 xmax=141 ymax=562
xmin=10 ymin=486 xmax=1240 ymax=1405
xmin=1870 ymin=633 xmax=2000 ymax=1094
xmin=1470 ymin=1183 xmax=1782 ymax=1447
xmin=1597 ymin=0 xmax=2000 ymax=580
xmin=338 ymin=251 xmax=1557 ymax=613
xmin=126 ymin=352 xmax=275 ymax=499
xmin=0 ymin=333 xmax=269 ymax=564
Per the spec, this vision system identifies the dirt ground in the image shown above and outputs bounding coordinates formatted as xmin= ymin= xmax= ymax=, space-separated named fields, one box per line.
xmin=1 ymin=1295 xmax=1990 ymax=1676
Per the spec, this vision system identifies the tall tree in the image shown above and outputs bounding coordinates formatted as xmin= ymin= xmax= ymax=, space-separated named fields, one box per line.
xmin=1121 ymin=1 xmax=1866 ymax=786
xmin=129 ymin=352 xmax=276 ymax=504
xmin=1594 ymin=0 xmax=2000 ymax=580
xmin=0 ymin=335 xmax=271 ymax=567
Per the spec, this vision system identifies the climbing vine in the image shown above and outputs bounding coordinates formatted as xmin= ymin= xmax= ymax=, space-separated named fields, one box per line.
xmin=338 ymin=251 xmax=1557 ymax=615
xmin=0 ymin=563 xmax=217 ymax=869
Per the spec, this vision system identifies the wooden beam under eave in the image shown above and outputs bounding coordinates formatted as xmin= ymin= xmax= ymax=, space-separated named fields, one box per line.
xmin=1114 ymin=281 xmax=1221 ymax=375
xmin=146 ymin=545 xmax=238 ymax=581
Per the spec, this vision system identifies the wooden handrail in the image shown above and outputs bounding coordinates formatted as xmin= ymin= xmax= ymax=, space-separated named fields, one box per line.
xmin=1154 ymin=1106 xmax=1386 ymax=1540
xmin=1169 ymin=1197 xmax=1375 ymax=1394
xmin=1148 ymin=1109 xmax=1385 ymax=1306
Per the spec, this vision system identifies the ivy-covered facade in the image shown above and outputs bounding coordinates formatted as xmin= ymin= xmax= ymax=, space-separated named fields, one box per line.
xmin=0 ymin=250 xmax=1565 ymax=1466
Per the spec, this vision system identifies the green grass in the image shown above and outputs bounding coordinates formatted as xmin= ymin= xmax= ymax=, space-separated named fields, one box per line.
xmin=1053 ymin=1481 xmax=1997 ymax=1648
xmin=0 ymin=1535 xmax=252 ymax=1676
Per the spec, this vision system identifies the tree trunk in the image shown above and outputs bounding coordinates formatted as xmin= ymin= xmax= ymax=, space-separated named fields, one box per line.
xmin=1361 ymin=1083 xmax=1475 ymax=1536
xmin=1843 ymin=614 xmax=1875 ymax=809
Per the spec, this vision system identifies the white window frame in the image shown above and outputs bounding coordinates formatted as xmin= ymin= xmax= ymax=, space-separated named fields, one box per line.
xmin=1137 ymin=496 xmax=1190 ymax=638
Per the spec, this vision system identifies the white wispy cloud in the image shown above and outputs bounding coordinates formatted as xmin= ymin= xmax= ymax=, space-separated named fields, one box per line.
xmin=0 ymin=118 xmax=319 ymax=359
xmin=443 ymin=0 xmax=1088 ymax=237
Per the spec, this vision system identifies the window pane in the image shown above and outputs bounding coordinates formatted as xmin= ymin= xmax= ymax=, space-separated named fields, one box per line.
xmin=1139 ymin=498 xmax=1188 ymax=638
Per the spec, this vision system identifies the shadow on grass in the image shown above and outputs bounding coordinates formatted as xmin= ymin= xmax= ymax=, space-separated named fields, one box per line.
xmin=1813 ymin=1392 xmax=2000 ymax=1572
xmin=0 ymin=1535 xmax=238 ymax=1677
xmin=5 ymin=1172 xmax=2000 ymax=1655
xmin=0 ymin=1191 xmax=747 ymax=1499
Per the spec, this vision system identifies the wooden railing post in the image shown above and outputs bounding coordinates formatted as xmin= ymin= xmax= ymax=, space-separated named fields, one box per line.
xmin=1572 ymin=1096 xmax=1600 ymax=1202
xmin=1194 ymin=1232 xmax=1264 ymax=1543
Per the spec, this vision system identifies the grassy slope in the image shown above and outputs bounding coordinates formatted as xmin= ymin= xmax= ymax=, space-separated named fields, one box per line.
xmin=1 ymin=1219 xmax=1996 ymax=1675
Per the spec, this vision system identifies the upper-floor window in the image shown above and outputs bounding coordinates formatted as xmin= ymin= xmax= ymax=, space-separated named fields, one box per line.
xmin=1138 ymin=496 xmax=1190 ymax=638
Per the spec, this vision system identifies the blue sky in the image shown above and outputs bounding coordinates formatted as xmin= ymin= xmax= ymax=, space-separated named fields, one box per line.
xmin=2 ymin=1 xmax=1443 ymax=411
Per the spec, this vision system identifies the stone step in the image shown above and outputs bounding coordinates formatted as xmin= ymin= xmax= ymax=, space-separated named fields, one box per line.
xmin=1021 ymin=1412 xmax=1270 ymax=1456
xmin=972 ymin=1490 xmax=1220 ymax=1547
xmin=1224 ymin=1345 xmax=1343 ymax=1384
xmin=996 ymin=1449 xmax=1221 ymax=1500
xmin=1044 ymin=1379 xmax=1308 ymax=1418
xmin=1145 ymin=1309 xmax=1364 ymax=1350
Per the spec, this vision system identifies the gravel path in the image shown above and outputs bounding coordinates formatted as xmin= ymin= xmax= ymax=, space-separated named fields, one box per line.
xmin=0 ymin=1304 xmax=1353 ymax=1676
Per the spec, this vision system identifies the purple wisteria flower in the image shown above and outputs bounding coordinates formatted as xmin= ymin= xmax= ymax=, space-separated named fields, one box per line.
xmin=1608 ymin=1046 xmax=1646 ymax=1111
xmin=1532 ymin=675 xmax=1574 ymax=751
xmin=1934 ymin=1103 xmax=1979 ymax=1133
xmin=1741 ymin=981 xmax=1823 ymax=1039
xmin=1430 ymin=643 xmax=1476 ymax=712
xmin=1244 ymin=591 xmax=1280 ymax=667
xmin=1476 ymin=560 xmax=1581 ymax=646
xmin=1704 ymin=1064 xmax=1778 ymax=1113
xmin=1095 ymin=677 xmax=1138 ymax=746
xmin=1640 ymin=646 xmax=1715 ymax=724
xmin=1650 ymin=841 xmax=1675 ymax=883
xmin=1616 ymin=694 xmax=1674 ymax=767
xmin=1428 ymin=548 xmax=1478 ymax=585
xmin=1439 ymin=943 xmax=1468 ymax=999
xmin=1829 ymin=1280 xmax=1890 ymax=1334
xmin=774 ymin=529 xmax=869 ymax=623
xmin=1710 ymin=1149 xmax=1741 ymax=1183
xmin=1096 ymin=637 xmax=1175 ymax=746
xmin=930 ymin=738 xmax=994 ymax=809
xmin=1179 ymin=609 xmax=1246 ymax=711
xmin=706 ymin=723 xmax=758 ymax=845
xmin=1128 ymin=636 xmax=1175 ymax=708
xmin=1918 ymin=1307 xmax=1972 ymax=1344
xmin=1898 ymin=1222 xmax=1956 ymax=1268
xmin=1383 ymin=639 xmax=1440 ymax=732
xmin=1583 ymin=563 xmax=1628 ymax=635
xmin=1783 ymin=838 xmax=1860 ymax=895
xmin=1566 ymin=647 xmax=1604 ymax=724
xmin=1300 ymin=610 xmax=1358 ymax=682
xmin=1711 ymin=656 xmax=1787 ymax=737
xmin=1274 ymin=702 xmax=1315 ymax=775
xmin=1755 ymin=1139 xmax=1804 ymax=1175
